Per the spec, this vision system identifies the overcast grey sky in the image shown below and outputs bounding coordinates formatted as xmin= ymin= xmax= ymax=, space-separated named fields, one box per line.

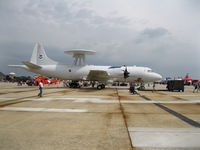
xmin=0 ymin=0 xmax=200 ymax=78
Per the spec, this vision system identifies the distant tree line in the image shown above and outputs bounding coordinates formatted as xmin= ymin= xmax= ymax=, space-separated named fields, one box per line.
xmin=0 ymin=72 xmax=5 ymax=81
xmin=0 ymin=72 xmax=31 ymax=82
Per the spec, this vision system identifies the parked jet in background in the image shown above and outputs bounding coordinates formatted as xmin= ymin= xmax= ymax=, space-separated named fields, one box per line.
xmin=9 ymin=43 xmax=162 ymax=89
xmin=183 ymin=74 xmax=199 ymax=85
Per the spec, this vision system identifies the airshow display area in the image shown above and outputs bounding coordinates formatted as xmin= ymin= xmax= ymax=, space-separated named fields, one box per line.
xmin=1 ymin=1 xmax=200 ymax=149
xmin=0 ymin=44 xmax=200 ymax=150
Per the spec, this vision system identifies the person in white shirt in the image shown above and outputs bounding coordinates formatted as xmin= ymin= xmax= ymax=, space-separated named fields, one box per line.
xmin=38 ymin=81 xmax=44 ymax=97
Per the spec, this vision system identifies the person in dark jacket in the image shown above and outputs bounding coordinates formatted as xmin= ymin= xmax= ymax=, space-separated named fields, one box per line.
xmin=129 ymin=83 xmax=136 ymax=94
xmin=193 ymin=82 xmax=200 ymax=93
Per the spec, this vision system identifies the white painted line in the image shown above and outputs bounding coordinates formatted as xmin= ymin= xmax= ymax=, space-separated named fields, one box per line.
xmin=155 ymin=100 xmax=200 ymax=104
xmin=118 ymin=95 xmax=139 ymax=97
xmin=23 ymin=97 xmax=200 ymax=104
xmin=23 ymin=97 xmax=119 ymax=102
xmin=0 ymin=98 xmax=15 ymax=101
xmin=128 ymin=127 xmax=200 ymax=148
xmin=170 ymin=95 xmax=200 ymax=97
xmin=55 ymin=95 xmax=112 ymax=98
xmin=1 ymin=97 xmax=200 ymax=104
xmin=138 ymin=94 xmax=200 ymax=97
xmin=121 ymin=100 xmax=200 ymax=104
xmin=74 ymin=99 xmax=118 ymax=103
xmin=71 ymin=99 xmax=200 ymax=104
xmin=24 ymin=98 xmax=57 ymax=101
xmin=20 ymin=97 xmax=82 ymax=101
xmin=0 ymin=107 xmax=88 ymax=113
xmin=121 ymin=100 xmax=154 ymax=104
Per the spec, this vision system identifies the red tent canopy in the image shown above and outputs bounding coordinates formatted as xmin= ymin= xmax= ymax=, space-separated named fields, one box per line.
xmin=183 ymin=74 xmax=193 ymax=81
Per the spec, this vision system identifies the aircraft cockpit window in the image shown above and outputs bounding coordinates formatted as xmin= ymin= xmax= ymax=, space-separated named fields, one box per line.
xmin=147 ymin=69 xmax=153 ymax=72
xmin=109 ymin=66 xmax=122 ymax=69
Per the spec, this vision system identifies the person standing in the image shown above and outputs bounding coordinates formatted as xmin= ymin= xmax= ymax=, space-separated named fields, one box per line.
xmin=38 ymin=81 xmax=44 ymax=97
xmin=152 ymin=82 xmax=156 ymax=92
xmin=129 ymin=83 xmax=136 ymax=94
xmin=198 ymin=82 xmax=200 ymax=92
xmin=193 ymin=81 xmax=200 ymax=93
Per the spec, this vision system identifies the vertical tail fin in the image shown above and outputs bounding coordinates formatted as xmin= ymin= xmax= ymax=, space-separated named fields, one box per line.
xmin=30 ymin=43 xmax=57 ymax=65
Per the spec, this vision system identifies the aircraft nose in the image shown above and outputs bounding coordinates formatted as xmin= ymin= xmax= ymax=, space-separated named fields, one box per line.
xmin=154 ymin=73 xmax=162 ymax=81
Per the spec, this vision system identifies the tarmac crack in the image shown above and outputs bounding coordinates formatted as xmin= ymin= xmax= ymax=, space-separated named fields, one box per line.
xmin=115 ymin=88 xmax=133 ymax=149
xmin=137 ymin=93 xmax=200 ymax=128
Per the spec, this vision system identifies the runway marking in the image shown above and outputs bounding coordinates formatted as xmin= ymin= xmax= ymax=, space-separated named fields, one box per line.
xmin=1 ymin=97 xmax=200 ymax=104
xmin=0 ymin=107 xmax=88 ymax=113
xmin=147 ymin=94 xmax=200 ymax=97
xmin=121 ymin=100 xmax=200 ymax=104
xmin=50 ymin=95 xmax=112 ymax=98
xmin=22 ymin=97 xmax=118 ymax=103
xmin=138 ymin=94 xmax=200 ymax=128
xmin=117 ymin=94 xmax=139 ymax=97
xmin=128 ymin=127 xmax=200 ymax=148
xmin=0 ymin=98 xmax=16 ymax=101
xmin=74 ymin=99 xmax=118 ymax=103
xmin=170 ymin=95 xmax=200 ymax=97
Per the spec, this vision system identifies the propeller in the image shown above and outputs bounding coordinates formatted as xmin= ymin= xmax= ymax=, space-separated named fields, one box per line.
xmin=123 ymin=65 xmax=130 ymax=79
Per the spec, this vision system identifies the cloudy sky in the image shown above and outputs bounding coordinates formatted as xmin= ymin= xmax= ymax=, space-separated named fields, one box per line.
xmin=0 ymin=0 xmax=200 ymax=78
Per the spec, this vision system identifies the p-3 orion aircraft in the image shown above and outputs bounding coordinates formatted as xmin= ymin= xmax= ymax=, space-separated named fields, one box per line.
xmin=9 ymin=43 xmax=162 ymax=89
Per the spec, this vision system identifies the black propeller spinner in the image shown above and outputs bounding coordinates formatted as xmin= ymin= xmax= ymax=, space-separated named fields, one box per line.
xmin=123 ymin=65 xmax=130 ymax=79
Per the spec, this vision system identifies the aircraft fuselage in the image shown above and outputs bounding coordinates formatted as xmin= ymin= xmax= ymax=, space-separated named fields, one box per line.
xmin=26 ymin=64 xmax=162 ymax=83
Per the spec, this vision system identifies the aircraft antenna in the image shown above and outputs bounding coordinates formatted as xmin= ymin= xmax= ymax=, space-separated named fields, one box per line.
xmin=64 ymin=49 xmax=96 ymax=65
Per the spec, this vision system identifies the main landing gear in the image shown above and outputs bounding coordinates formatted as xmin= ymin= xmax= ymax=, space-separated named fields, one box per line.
xmin=69 ymin=81 xmax=81 ymax=88
xmin=97 ymin=84 xmax=105 ymax=90
xmin=138 ymin=83 xmax=145 ymax=90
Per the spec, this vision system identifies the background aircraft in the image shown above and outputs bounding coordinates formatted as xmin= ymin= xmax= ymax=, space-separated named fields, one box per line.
xmin=9 ymin=43 xmax=162 ymax=89
xmin=182 ymin=74 xmax=199 ymax=85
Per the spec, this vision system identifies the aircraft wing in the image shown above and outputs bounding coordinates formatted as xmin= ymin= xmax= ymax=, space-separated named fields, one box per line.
xmin=86 ymin=70 xmax=109 ymax=81
xmin=22 ymin=61 xmax=42 ymax=69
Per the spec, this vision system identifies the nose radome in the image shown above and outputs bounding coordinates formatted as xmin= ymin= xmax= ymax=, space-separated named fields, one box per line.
xmin=155 ymin=73 xmax=162 ymax=80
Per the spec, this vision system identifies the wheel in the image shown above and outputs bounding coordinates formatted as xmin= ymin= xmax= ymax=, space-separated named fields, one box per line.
xmin=97 ymin=85 xmax=103 ymax=90
xmin=101 ymin=84 xmax=105 ymax=89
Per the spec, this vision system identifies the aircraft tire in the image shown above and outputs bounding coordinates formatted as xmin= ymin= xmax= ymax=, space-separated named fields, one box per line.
xmin=97 ymin=85 xmax=103 ymax=90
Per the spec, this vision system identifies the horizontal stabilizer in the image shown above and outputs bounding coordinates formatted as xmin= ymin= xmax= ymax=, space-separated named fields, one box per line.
xmin=87 ymin=70 xmax=109 ymax=81
xmin=22 ymin=61 xmax=41 ymax=69
xmin=8 ymin=65 xmax=26 ymax=69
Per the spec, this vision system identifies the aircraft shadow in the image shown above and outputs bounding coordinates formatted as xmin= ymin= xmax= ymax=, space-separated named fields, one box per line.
xmin=138 ymin=89 xmax=168 ymax=92
xmin=78 ymin=87 xmax=129 ymax=92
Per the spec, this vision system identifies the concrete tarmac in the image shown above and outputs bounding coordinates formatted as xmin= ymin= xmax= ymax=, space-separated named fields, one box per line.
xmin=0 ymin=82 xmax=200 ymax=150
